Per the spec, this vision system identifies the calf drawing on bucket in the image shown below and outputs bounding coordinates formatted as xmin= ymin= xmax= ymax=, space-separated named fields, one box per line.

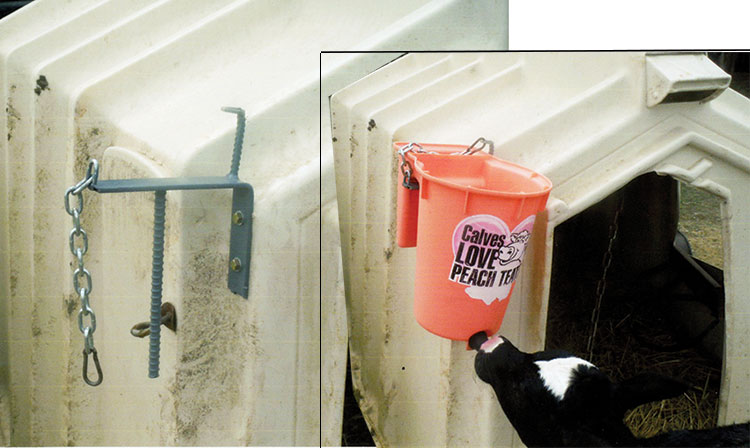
xmin=497 ymin=230 xmax=531 ymax=270
xmin=470 ymin=333 xmax=750 ymax=447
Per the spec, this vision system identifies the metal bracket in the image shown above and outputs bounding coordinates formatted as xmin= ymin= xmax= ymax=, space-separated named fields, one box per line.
xmin=90 ymin=107 xmax=253 ymax=298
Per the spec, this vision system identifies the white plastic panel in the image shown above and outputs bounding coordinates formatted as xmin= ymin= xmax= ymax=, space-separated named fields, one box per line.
xmin=0 ymin=0 xmax=508 ymax=446
xmin=331 ymin=52 xmax=750 ymax=446
xmin=317 ymin=4 xmax=508 ymax=444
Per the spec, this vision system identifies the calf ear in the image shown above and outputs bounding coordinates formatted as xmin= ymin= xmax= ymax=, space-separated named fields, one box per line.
xmin=613 ymin=372 xmax=689 ymax=413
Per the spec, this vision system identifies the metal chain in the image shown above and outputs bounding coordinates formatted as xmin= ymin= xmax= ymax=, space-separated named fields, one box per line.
xmin=64 ymin=159 xmax=103 ymax=386
xmin=586 ymin=194 xmax=625 ymax=361
xmin=398 ymin=138 xmax=495 ymax=190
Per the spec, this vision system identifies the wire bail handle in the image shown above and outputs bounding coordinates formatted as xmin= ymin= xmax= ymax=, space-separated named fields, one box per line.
xmin=398 ymin=138 xmax=495 ymax=190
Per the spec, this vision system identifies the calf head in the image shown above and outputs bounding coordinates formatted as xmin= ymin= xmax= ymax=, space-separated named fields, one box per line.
xmin=472 ymin=333 xmax=688 ymax=447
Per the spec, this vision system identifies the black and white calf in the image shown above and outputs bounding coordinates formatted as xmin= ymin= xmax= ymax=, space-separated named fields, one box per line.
xmin=471 ymin=333 xmax=750 ymax=447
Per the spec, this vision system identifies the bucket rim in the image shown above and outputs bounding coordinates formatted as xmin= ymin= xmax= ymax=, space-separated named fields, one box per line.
xmin=394 ymin=141 xmax=553 ymax=198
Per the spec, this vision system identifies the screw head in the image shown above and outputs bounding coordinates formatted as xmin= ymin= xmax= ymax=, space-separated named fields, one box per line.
xmin=232 ymin=211 xmax=244 ymax=225
xmin=230 ymin=257 xmax=242 ymax=272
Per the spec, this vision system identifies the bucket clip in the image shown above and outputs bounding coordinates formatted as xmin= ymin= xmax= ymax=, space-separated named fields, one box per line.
xmin=398 ymin=138 xmax=495 ymax=190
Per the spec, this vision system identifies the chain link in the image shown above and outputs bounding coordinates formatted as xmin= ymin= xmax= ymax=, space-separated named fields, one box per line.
xmin=586 ymin=194 xmax=625 ymax=361
xmin=65 ymin=159 xmax=102 ymax=386
xmin=69 ymin=227 xmax=88 ymax=257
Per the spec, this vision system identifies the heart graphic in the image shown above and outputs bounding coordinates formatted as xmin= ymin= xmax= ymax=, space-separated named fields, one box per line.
xmin=449 ymin=214 xmax=536 ymax=305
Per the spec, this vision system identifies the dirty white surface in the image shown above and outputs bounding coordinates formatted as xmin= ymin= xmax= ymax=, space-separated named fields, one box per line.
xmin=0 ymin=0 xmax=507 ymax=446
xmin=331 ymin=52 xmax=750 ymax=446
xmin=318 ymin=4 xmax=509 ymax=443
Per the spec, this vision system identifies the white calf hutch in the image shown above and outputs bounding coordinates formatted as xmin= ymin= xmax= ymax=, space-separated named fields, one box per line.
xmin=0 ymin=0 xmax=507 ymax=445
xmin=331 ymin=52 xmax=750 ymax=446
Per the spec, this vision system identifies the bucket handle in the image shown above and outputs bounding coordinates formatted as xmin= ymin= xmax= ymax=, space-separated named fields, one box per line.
xmin=398 ymin=138 xmax=495 ymax=190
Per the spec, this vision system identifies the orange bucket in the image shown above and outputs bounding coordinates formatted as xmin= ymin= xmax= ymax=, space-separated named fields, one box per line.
xmin=395 ymin=141 xmax=552 ymax=341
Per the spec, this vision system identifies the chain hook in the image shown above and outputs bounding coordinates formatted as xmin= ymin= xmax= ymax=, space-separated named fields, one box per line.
xmin=82 ymin=347 xmax=103 ymax=387
xmin=459 ymin=137 xmax=495 ymax=156
xmin=398 ymin=143 xmax=422 ymax=190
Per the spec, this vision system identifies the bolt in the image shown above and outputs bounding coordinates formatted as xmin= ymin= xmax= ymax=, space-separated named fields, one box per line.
xmin=230 ymin=257 xmax=242 ymax=272
xmin=232 ymin=211 xmax=244 ymax=225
